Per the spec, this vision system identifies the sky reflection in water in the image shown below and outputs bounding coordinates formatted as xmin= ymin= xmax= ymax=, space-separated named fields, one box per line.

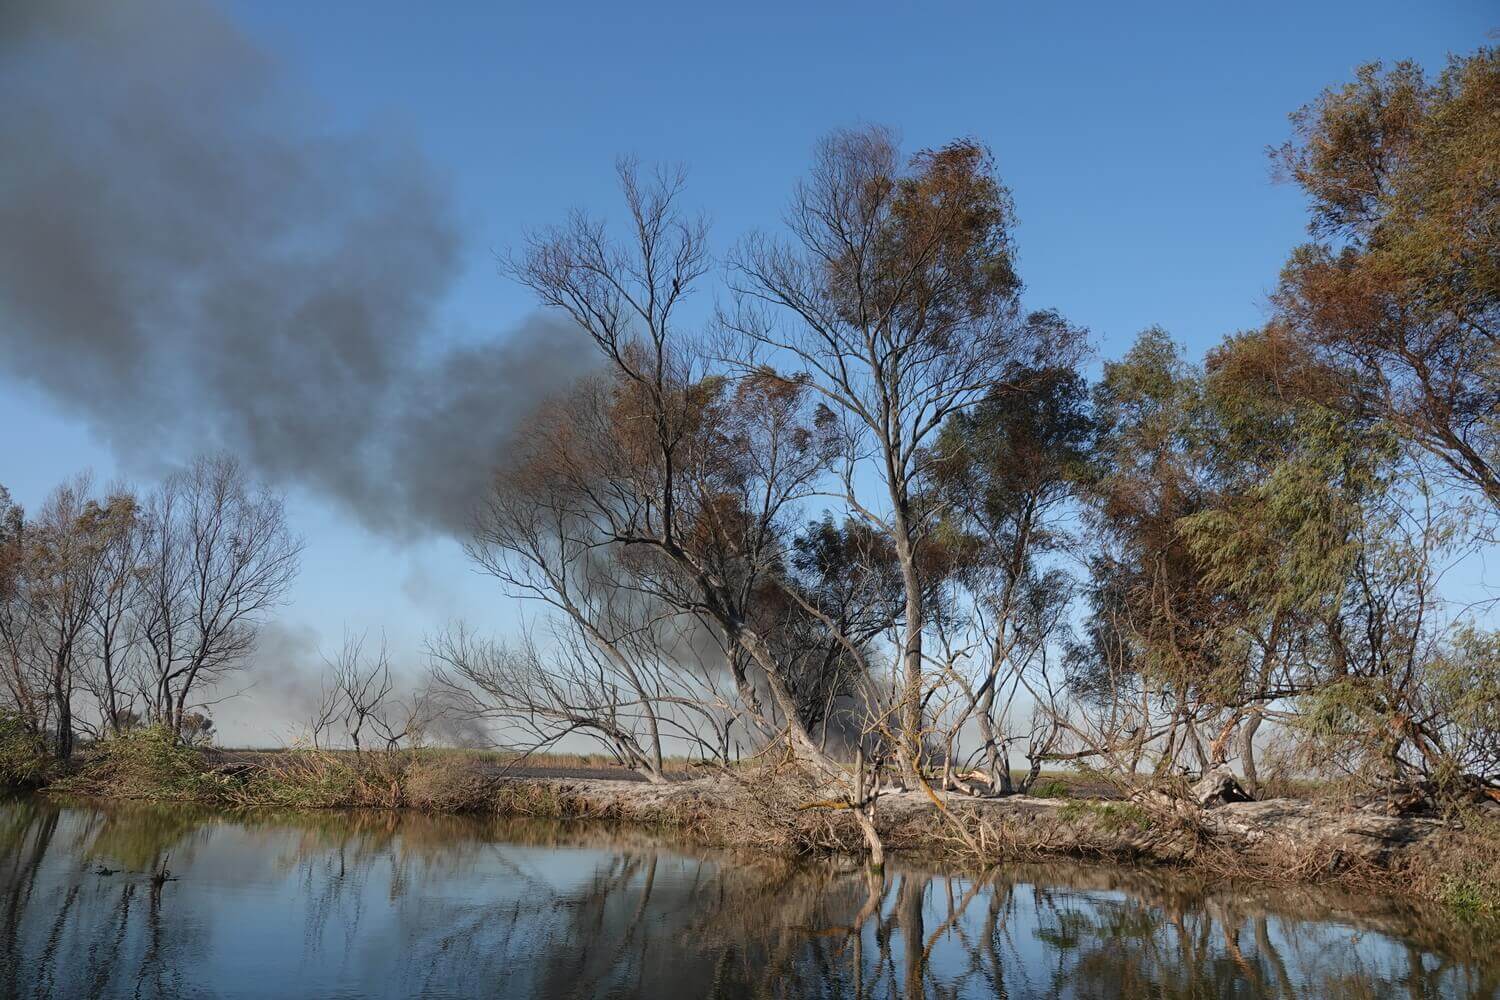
xmin=0 ymin=795 xmax=1494 ymax=999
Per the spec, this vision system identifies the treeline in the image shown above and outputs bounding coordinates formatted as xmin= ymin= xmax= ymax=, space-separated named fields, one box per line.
xmin=0 ymin=455 xmax=299 ymax=758
xmin=1 ymin=51 xmax=1494 ymax=865
xmin=422 ymin=48 xmax=1497 ymax=857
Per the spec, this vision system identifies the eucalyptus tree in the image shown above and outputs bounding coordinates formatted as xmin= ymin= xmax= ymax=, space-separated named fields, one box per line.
xmin=929 ymin=362 xmax=1091 ymax=792
xmin=726 ymin=127 xmax=1084 ymax=780
xmin=1273 ymin=48 xmax=1499 ymax=519
xmin=1069 ymin=329 xmax=1228 ymax=775
xmin=0 ymin=484 xmax=45 ymax=738
xmin=768 ymin=516 xmax=905 ymax=754
xmin=1248 ymin=45 xmax=1500 ymax=789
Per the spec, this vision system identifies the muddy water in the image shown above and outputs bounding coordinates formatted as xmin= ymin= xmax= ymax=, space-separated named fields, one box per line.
xmin=0 ymin=795 xmax=1494 ymax=998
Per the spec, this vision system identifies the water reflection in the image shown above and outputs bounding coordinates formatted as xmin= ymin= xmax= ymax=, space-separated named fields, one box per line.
xmin=0 ymin=795 xmax=1494 ymax=999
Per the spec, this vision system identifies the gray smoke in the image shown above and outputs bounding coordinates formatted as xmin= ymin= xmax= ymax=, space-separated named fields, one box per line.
xmin=0 ymin=0 xmax=591 ymax=538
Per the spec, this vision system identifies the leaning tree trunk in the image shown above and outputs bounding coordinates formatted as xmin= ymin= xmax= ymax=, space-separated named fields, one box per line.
xmin=973 ymin=691 xmax=1013 ymax=794
xmin=1238 ymin=708 xmax=1264 ymax=793
xmin=737 ymin=624 xmax=887 ymax=864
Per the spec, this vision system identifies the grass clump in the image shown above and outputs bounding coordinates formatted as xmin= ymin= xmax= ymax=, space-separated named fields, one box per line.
xmin=0 ymin=711 xmax=51 ymax=788
xmin=52 ymin=725 xmax=226 ymax=802
xmin=233 ymin=749 xmax=364 ymax=809
xmin=227 ymin=747 xmax=500 ymax=812
xmin=1029 ymin=779 xmax=1069 ymax=799
xmin=402 ymin=752 xmax=503 ymax=812
xmin=1058 ymin=800 xmax=1153 ymax=833
xmin=1439 ymin=872 xmax=1498 ymax=919
xmin=1419 ymin=811 xmax=1500 ymax=922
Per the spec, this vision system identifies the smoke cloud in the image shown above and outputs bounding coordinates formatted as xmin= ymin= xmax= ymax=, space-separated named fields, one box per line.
xmin=0 ymin=0 xmax=591 ymax=538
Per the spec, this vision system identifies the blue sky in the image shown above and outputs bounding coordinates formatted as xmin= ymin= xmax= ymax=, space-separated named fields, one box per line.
xmin=1 ymin=0 xmax=1492 ymax=743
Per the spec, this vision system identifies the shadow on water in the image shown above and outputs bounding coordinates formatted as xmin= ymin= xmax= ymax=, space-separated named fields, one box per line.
xmin=0 ymin=794 xmax=1495 ymax=999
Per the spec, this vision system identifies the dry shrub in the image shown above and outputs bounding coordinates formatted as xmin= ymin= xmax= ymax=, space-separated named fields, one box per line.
xmin=0 ymin=711 xmax=50 ymax=788
xmin=229 ymin=748 xmax=362 ymax=808
xmin=402 ymin=753 xmax=502 ymax=812
xmin=1194 ymin=834 xmax=1388 ymax=888
xmin=488 ymin=780 xmax=615 ymax=819
xmin=228 ymin=747 xmax=414 ymax=810
xmin=713 ymin=761 xmax=871 ymax=856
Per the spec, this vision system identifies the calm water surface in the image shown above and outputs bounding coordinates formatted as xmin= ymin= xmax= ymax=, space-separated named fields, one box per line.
xmin=1 ymin=795 xmax=1495 ymax=999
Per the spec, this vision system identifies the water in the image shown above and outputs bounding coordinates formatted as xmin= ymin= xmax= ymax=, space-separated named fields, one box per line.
xmin=1 ymin=795 xmax=1495 ymax=999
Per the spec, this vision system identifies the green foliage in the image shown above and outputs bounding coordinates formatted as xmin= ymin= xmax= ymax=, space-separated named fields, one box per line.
xmin=1415 ymin=626 xmax=1500 ymax=784
xmin=51 ymin=725 xmax=226 ymax=802
xmin=1058 ymin=800 xmax=1152 ymax=834
xmin=1439 ymin=871 xmax=1500 ymax=920
xmin=1029 ymin=779 xmax=1069 ymax=799
xmin=1273 ymin=48 xmax=1500 ymax=515
xmin=1074 ymin=327 xmax=1237 ymax=701
xmin=933 ymin=358 xmax=1092 ymax=566
xmin=1295 ymin=680 xmax=1387 ymax=752
xmin=0 ymin=711 xmax=50 ymax=788
xmin=1184 ymin=330 xmax=1395 ymax=622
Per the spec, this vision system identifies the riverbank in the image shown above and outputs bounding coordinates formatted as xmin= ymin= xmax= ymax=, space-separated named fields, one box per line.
xmin=469 ymin=773 xmax=1500 ymax=919
xmin=11 ymin=727 xmax=1499 ymax=925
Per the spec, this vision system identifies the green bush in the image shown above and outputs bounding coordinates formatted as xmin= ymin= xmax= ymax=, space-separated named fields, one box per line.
xmin=1439 ymin=870 xmax=1499 ymax=920
xmin=0 ymin=711 xmax=50 ymax=788
xmin=1029 ymin=779 xmax=1070 ymax=799
xmin=1058 ymin=800 xmax=1153 ymax=833
xmin=51 ymin=724 xmax=225 ymax=802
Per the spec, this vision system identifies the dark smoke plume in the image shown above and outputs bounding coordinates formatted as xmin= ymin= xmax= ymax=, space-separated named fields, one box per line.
xmin=0 ymin=0 xmax=591 ymax=538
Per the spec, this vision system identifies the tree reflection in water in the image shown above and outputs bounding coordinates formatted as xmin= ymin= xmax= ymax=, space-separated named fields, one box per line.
xmin=0 ymin=795 xmax=1494 ymax=999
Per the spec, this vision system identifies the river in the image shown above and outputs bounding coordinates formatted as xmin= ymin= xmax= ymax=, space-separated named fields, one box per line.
xmin=0 ymin=795 xmax=1494 ymax=998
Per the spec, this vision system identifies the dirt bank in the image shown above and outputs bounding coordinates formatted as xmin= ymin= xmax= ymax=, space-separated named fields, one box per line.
xmin=487 ymin=772 xmax=1453 ymax=869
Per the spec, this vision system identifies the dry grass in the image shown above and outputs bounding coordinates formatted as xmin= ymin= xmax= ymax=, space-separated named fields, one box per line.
xmin=215 ymin=745 xmax=703 ymax=774
xmin=0 ymin=711 xmax=51 ymax=788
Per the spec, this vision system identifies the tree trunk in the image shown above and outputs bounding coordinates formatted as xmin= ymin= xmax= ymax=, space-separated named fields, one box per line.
xmin=1017 ymin=757 xmax=1043 ymax=794
xmin=52 ymin=665 xmax=72 ymax=760
xmin=102 ymin=650 xmax=121 ymax=735
xmin=853 ymin=807 xmax=884 ymax=869
xmin=895 ymin=535 xmax=924 ymax=787
xmin=973 ymin=693 xmax=1011 ymax=794
xmin=1239 ymin=709 xmax=1264 ymax=793
xmin=736 ymin=623 xmax=887 ymax=864
xmin=636 ymin=754 xmax=669 ymax=785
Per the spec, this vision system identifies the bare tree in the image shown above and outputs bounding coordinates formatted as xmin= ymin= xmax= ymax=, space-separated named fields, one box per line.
xmin=134 ymin=455 xmax=301 ymax=738
xmin=429 ymin=620 xmax=728 ymax=779
xmin=79 ymin=487 xmax=147 ymax=737
xmin=459 ymin=396 xmax=698 ymax=779
xmin=8 ymin=477 xmax=137 ymax=758
xmin=311 ymin=630 xmax=424 ymax=754
xmin=505 ymin=162 xmax=890 ymax=861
